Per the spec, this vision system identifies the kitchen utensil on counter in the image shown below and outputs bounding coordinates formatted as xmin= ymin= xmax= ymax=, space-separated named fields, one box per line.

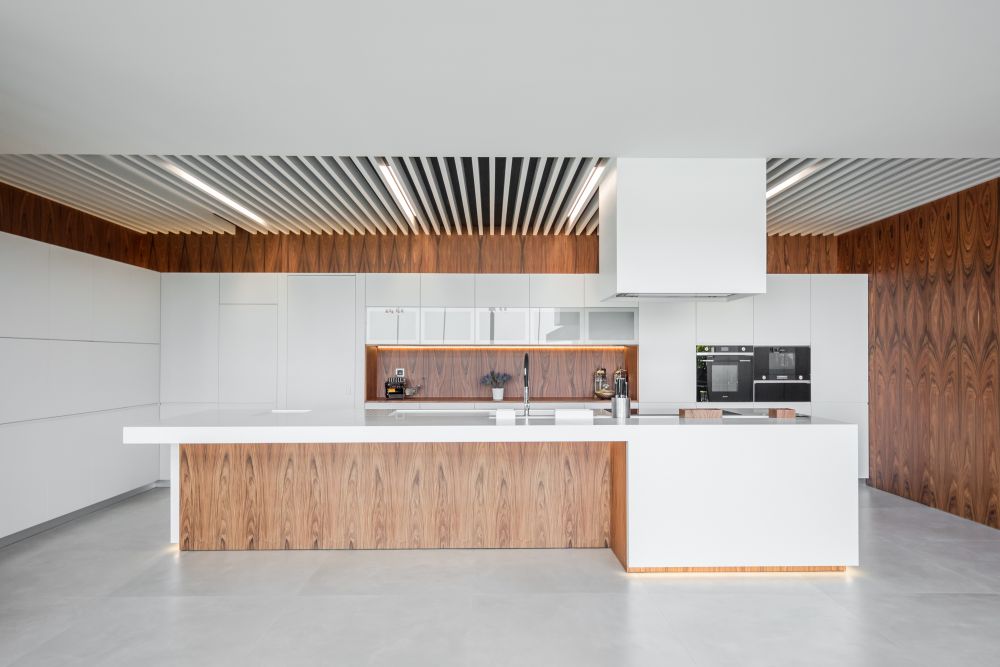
xmin=611 ymin=374 xmax=630 ymax=421
xmin=404 ymin=384 xmax=422 ymax=397
xmin=768 ymin=407 xmax=796 ymax=419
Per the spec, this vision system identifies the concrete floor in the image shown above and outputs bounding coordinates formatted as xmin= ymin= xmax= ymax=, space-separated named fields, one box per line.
xmin=2 ymin=485 xmax=1000 ymax=666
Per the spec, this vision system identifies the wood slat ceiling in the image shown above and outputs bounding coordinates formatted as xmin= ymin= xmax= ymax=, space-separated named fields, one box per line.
xmin=0 ymin=155 xmax=605 ymax=236
xmin=766 ymin=158 xmax=1000 ymax=235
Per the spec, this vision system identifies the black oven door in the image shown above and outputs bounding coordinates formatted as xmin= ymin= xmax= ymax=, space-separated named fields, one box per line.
xmin=705 ymin=356 xmax=753 ymax=402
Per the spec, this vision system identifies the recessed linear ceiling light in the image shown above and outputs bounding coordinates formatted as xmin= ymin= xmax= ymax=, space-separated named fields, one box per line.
xmin=378 ymin=159 xmax=417 ymax=223
xmin=162 ymin=162 xmax=267 ymax=226
xmin=765 ymin=162 xmax=823 ymax=200
xmin=566 ymin=160 xmax=606 ymax=226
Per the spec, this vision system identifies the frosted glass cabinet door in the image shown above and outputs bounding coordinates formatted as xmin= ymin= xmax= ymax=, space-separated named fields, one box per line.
xmin=396 ymin=307 xmax=421 ymax=344
xmin=442 ymin=308 xmax=475 ymax=344
xmin=420 ymin=308 xmax=474 ymax=344
xmin=531 ymin=308 xmax=584 ymax=344
xmin=367 ymin=307 xmax=399 ymax=343
xmin=476 ymin=308 xmax=530 ymax=344
xmin=586 ymin=309 xmax=638 ymax=343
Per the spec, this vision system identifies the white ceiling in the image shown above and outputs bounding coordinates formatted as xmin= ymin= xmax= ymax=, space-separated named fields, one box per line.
xmin=0 ymin=155 xmax=604 ymax=235
xmin=2 ymin=1 xmax=1000 ymax=157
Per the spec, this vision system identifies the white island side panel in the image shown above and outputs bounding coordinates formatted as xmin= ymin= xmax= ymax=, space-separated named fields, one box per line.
xmin=626 ymin=424 xmax=859 ymax=568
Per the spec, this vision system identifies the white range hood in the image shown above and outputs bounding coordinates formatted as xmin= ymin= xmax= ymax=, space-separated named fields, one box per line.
xmin=597 ymin=158 xmax=766 ymax=300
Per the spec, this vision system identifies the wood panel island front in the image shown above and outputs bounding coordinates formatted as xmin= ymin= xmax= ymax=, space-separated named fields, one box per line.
xmin=123 ymin=409 xmax=859 ymax=573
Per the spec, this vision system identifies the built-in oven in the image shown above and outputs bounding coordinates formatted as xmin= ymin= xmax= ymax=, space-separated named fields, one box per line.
xmin=753 ymin=346 xmax=811 ymax=402
xmin=696 ymin=345 xmax=754 ymax=402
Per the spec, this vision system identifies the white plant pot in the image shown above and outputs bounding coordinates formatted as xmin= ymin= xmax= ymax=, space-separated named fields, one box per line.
xmin=492 ymin=388 xmax=505 ymax=401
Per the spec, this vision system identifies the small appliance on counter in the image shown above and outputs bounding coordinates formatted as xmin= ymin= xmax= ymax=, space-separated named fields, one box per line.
xmin=752 ymin=346 xmax=811 ymax=402
xmin=384 ymin=368 xmax=407 ymax=400
xmin=695 ymin=345 xmax=754 ymax=402
xmin=593 ymin=367 xmax=614 ymax=399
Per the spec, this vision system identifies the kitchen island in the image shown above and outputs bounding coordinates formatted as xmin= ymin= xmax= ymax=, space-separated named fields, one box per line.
xmin=123 ymin=409 xmax=859 ymax=572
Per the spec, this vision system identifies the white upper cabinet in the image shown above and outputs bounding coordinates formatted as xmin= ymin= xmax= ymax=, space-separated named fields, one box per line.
xmin=529 ymin=274 xmax=585 ymax=308
xmin=696 ymin=297 xmax=754 ymax=344
xmin=91 ymin=258 xmax=160 ymax=344
xmin=753 ymin=275 xmax=811 ymax=345
xmin=586 ymin=308 xmax=638 ymax=343
xmin=531 ymin=308 xmax=584 ymax=344
xmin=220 ymin=274 xmax=278 ymax=304
xmin=811 ymin=275 xmax=868 ymax=403
xmin=476 ymin=307 xmax=530 ymax=344
xmin=474 ymin=274 xmax=529 ymax=307
xmin=366 ymin=273 xmax=421 ymax=307
xmin=420 ymin=274 xmax=475 ymax=307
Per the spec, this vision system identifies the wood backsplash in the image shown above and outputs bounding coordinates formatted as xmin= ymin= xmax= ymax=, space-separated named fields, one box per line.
xmin=366 ymin=345 xmax=638 ymax=401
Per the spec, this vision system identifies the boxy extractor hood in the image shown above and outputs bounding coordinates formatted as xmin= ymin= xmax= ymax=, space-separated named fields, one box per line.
xmin=596 ymin=158 xmax=766 ymax=300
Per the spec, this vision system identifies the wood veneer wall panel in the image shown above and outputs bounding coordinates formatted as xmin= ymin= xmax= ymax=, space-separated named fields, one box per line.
xmin=820 ymin=179 xmax=1000 ymax=530
xmin=179 ymin=442 xmax=614 ymax=551
xmin=766 ymin=234 xmax=839 ymax=273
xmin=609 ymin=442 xmax=627 ymax=568
xmin=368 ymin=345 xmax=637 ymax=401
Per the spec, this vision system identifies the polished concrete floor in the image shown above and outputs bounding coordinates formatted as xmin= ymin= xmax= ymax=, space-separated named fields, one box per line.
xmin=2 ymin=484 xmax=1000 ymax=666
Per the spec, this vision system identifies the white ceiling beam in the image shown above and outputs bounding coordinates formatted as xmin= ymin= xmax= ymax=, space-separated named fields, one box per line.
xmin=35 ymin=155 xmax=200 ymax=233
xmin=386 ymin=157 xmax=431 ymax=234
xmin=333 ymin=157 xmax=392 ymax=235
xmin=532 ymin=157 xmax=563 ymax=234
xmin=403 ymin=156 xmax=440 ymax=234
xmin=541 ymin=157 xmax=581 ymax=235
xmin=278 ymin=156 xmax=352 ymax=235
xmin=488 ymin=158 xmax=495 ymax=235
xmin=455 ymin=157 xmax=474 ymax=235
xmin=437 ymin=157 xmax=464 ymax=235
xmin=520 ymin=157 xmax=546 ymax=235
xmin=355 ymin=156 xmax=414 ymax=235
xmin=510 ymin=157 xmax=531 ymax=235
xmin=312 ymin=157 xmax=380 ymax=234
xmin=264 ymin=156 xmax=342 ymax=234
xmin=60 ymin=155 xmax=228 ymax=233
xmin=500 ymin=157 xmax=512 ymax=235
xmin=471 ymin=158 xmax=484 ymax=235
xmin=191 ymin=155 xmax=309 ymax=234
xmin=0 ymin=161 xmax=161 ymax=233
xmin=244 ymin=156 xmax=327 ymax=234
xmin=565 ymin=190 xmax=598 ymax=235
xmin=553 ymin=158 xmax=597 ymax=235
xmin=420 ymin=156 xmax=452 ymax=234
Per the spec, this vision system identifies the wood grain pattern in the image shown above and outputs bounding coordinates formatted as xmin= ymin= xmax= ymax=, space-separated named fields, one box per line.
xmin=609 ymin=442 xmax=627 ymax=569
xmin=766 ymin=234 xmax=839 ymax=273
xmin=678 ymin=408 xmax=723 ymax=419
xmin=179 ymin=442 xmax=614 ymax=551
xmin=626 ymin=566 xmax=847 ymax=573
xmin=0 ymin=181 xmax=598 ymax=273
xmin=367 ymin=345 xmax=638 ymax=402
xmin=827 ymin=179 xmax=1000 ymax=530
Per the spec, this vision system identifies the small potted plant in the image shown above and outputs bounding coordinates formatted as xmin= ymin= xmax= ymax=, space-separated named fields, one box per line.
xmin=480 ymin=370 xmax=512 ymax=401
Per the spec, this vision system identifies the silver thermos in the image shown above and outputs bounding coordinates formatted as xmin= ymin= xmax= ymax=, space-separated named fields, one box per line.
xmin=611 ymin=375 xmax=630 ymax=421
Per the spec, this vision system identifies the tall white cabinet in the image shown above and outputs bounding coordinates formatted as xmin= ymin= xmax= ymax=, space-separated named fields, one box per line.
xmin=810 ymin=274 xmax=869 ymax=477
xmin=287 ymin=275 xmax=357 ymax=408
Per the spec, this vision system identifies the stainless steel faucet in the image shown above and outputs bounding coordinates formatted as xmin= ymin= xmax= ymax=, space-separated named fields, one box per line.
xmin=523 ymin=352 xmax=530 ymax=417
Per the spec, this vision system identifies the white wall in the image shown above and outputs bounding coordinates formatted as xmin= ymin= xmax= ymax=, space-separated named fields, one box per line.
xmin=0 ymin=232 xmax=160 ymax=539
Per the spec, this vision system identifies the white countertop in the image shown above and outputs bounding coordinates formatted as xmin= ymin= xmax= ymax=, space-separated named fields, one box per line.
xmin=123 ymin=407 xmax=850 ymax=444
